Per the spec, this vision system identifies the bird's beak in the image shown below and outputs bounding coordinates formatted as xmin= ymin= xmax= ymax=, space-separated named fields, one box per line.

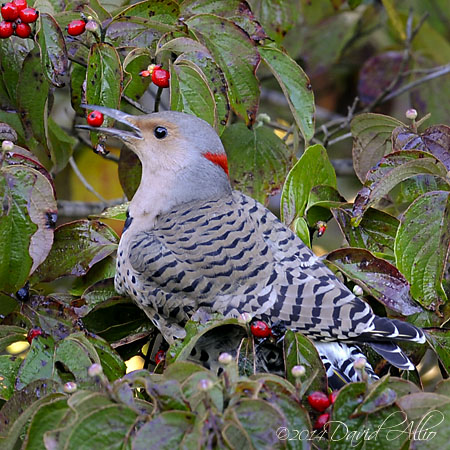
xmin=76 ymin=104 xmax=143 ymax=141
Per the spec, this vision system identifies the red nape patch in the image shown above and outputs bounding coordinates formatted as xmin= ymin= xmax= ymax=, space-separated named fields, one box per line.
xmin=203 ymin=152 xmax=229 ymax=176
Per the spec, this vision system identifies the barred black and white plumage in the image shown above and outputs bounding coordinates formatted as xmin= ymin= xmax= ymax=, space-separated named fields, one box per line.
xmin=80 ymin=106 xmax=426 ymax=382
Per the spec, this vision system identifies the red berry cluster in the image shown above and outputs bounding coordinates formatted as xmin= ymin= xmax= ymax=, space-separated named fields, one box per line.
xmin=307 ymin=390 xmax=338 ymax=430
xmin=86 ymin=110 xmax=104 ymax=127
xmin=140 ymin=64 xmax=170 ymax=88
xmin=67 ymin=19 xmax=85 ymax=36
xmin=0 ymin=0 xmax=38 ymax=39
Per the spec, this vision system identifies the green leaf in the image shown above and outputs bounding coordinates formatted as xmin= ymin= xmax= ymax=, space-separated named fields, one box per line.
xmin=330 ymin=382 xmax=409 ymax=450
xmin=173 ymin=52 xmax=230 ymax=134
xmin=351 ymin=113 xmax=404 ymax=183
xmin=325 ymin=248 xmax=422 ymax=315
xmin=281 ymin=144 xmax=336 ymax=227
xmin=17 ymin=46 xmax=50 ymax=151
xmin=47 ymin=118 xmax=77 ymax=173
xmin=284 ymin=330 xmax=327 ymax=395
xmin=111 ymin=0 xmax=180 ymax=24
xmin=394 ymin=191 xmax=450 ymax=310
xmin=36 ymin=13 xmax=68 ymax=88
xmin=118 ymin=147 xmax=141 ymax=199
xmin=24 ymin=397 xmax=69 ymax=450
xmin=32 ymin=220 xmax=118 ymax=283
xmin=293 ymin=217 xmax=311 ymax=248
xmin=15 ymin=335 xmax=56 ymax=390
xmin=65 ymin=404 xmax=137 ymax=450
xmin=332 ymin=205 xmax=399 ymax=254
xmin=426 ymin=329 xmax=450 ymax=376
xmin=0 ymin=165 xmax=56 ymax=292
xmin=170 ymin=62 xmax=217 ymax=129
xmin=353 ymin=375 xmax=397 ymax=415
xmin=225 ymin=398 xmax=286 ymax=449
xmin=305 ymin=184 xmax=346 ymax=227
xmin=85 ymin=43 xmax=122 ymax=145
xmin=186 ymin=14 xmax=260 ymax=125
xmin=0 ymin=325 xmax=27 ymax=352
xmin=80 ymin=278 xmax=119 ymax=314
xmin=248 ymin=0 xmax=299 ymax=43
xmin=396 ymin=393 xmax=450 ymax=450
xmin=352 ymin=151 xmax=449 ymax=225
xmin=221 ymin=123 xmax=294 ymax=204
xmin=259 ymin=44 xmax=315 ymax=143
xmin=70 ymin=62 xmax=86 ymax=116
xmin=180 ymin=0 xmax=266 ymax=41
xmin=81 ymin=297 xmax=151 ymax=343
xmin=381 ymin=0 xmax=406 ymax=40
xmin=0 ymin=355 xmax=22 ymax=400
xmin=92 ymin=202 xmax=128 ymax=221
xmin=132 ymin=411 xmax=195 ymax=450
xmin=123 ymin=48 xmax=152 ymax=102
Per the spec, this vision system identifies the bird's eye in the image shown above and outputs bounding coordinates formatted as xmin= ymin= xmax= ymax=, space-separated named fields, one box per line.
xmin=154 ymin=126 xmax=168 ymax=139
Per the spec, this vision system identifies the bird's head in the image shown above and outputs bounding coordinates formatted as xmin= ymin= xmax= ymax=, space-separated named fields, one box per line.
xmin=78 ymin=105 xmax=232 ymax=214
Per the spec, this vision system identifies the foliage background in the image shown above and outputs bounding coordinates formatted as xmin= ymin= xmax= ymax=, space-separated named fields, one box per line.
xmin=0 ymin=0 xmax=450 ymax=448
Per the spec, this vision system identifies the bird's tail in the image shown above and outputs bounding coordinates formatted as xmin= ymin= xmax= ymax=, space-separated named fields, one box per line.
xmin=358 ymin=316 xmax=425 ymax=370
xmin=316 ymin=342 xmax=379 ymax=389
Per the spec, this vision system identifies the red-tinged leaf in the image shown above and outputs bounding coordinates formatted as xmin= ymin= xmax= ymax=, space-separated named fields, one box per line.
xmin=392 ymin=125 xmax=450 ymax=171
xmin=32 ymin=220 xmax=118 ymax=283
xmin=259 ymin=44 xmax=315 ymax=143
xmin=36 ymin=13 xmax=68 ymax=88
xmin=394 ymin=191 xmax=450 ymax=310
xmin=351 ymin=113 xmax=404 ymax=183
xmin=352 ymin=150 xmax=448 ymax=225
xmin=325 ymin=248 xmax=423 ymax=315
xmin=332 ymin=205 xmax=399 ymax=254
xmin=357 ymin=52 xmax=404 ymax=104
xmin=186 ymin=14 xmax=260 ymax=126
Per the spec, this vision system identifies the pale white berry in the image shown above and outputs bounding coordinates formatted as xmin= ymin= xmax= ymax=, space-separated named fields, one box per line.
xmin=63 ymin=382 xmax=77 ymax=393
xmin=405 ymin=109 xmax=417 ymax=120
xmin=291 ymin=365 xmax=306 ymax=378
xmin=218 ymin=352 xmax=233 ymax=364
xmin=88 ymin=363 xmax=103 ymax=377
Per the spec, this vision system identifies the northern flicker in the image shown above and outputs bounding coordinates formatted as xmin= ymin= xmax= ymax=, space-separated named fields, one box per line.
xmin=79 ymin=106 xmax=425 ymax=383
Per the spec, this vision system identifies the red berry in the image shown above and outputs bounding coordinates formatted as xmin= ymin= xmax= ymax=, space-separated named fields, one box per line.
xmin=313 ymin=413 xmax=330 ymax=430
xmin=19 ymin=7 xmax=37 ymax=23
xmin=307 ymin=391 xmax=331 ymax=412
xmin=0 ymin=20 xmax=13 ymax=38
xmin=12 ymin=0 xmax=27 ymax=10
xmin=155 ymin=350 xmax=165 ymax=365
xmin=1 ymin=2 xmax=19 ymax=20
xmin=329 ymin=391 xmax=338 ymax=404
xmin=15 ymin=22 xmax=31 ymax=38
xmin=87 ymin=110 xmax=104 ymax=127
xmin=67 ymin=19 xmax=85 ymax=36
xmin=139 ymin=69 xmax=150 ymax=77
xmin=151 ymin=66 xmax=170 ymax=88
xmin=27 ymin=327 xmax=43 ymax=344
xmin=250 ymin=320 xmax=272 ymax=338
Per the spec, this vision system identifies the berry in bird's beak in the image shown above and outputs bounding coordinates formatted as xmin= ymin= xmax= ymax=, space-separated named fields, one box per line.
xmin=87 ymin=110 xmax=104 ymax=127
xmin=76 ymin=104 xmax=143 ymax=141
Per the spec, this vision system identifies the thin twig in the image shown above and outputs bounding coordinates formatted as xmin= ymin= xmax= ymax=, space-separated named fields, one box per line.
xmin=69 ymin=156 xmax=107 ymax=203
xmin=327 ymin=132 xmax=353 ymax=147
xmin=57 ymin=199 xmax=124 ymax=217
xmin=123 ymin=95 xmax=152 ymax=114
xmin=384 ymin=63 xmax=450 ymax=102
